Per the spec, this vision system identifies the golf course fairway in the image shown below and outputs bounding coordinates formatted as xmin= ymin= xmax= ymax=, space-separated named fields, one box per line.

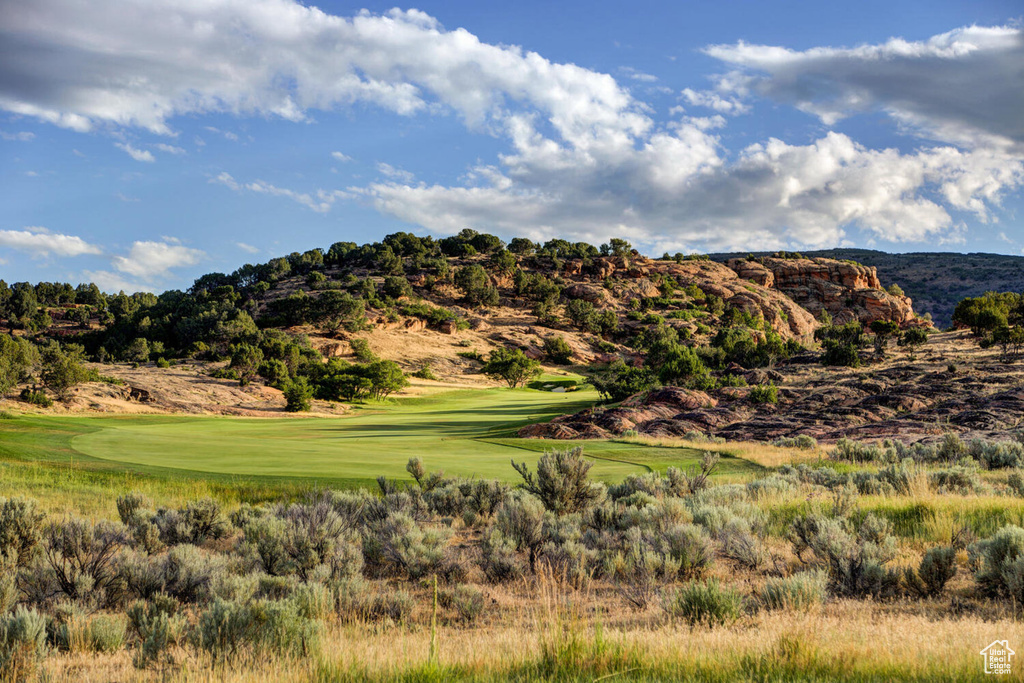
xmin=3 ymin=387 xmax=761 ymax=486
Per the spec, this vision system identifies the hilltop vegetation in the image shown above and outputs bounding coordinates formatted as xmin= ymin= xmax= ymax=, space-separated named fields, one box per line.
xmin=1 ymin=230 xmax=923 ymax=417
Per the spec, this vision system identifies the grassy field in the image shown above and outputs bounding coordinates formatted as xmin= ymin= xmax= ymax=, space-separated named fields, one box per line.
xmin=0 ymin=386 xmax=760 ymax=515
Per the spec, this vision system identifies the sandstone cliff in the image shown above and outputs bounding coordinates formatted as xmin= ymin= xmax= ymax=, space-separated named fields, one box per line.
xmin=725 ymin=256 xmax=917 ymax=327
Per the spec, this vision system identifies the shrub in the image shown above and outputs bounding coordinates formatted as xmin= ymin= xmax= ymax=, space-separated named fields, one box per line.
xmin=543 ymin=336 xmax=574 ymax=364
xmin=788 ymin=513 xmax=899 ymax=598
xmin=154 ymin=498 xmax=228 ymax=546
xmin=0 ymin=607 xmax=47 ymax=681
xmin=663 ymin=579 xmax=744 ymax=628
xmin=748 ymin=383 xmax=778 ymax=405
xmin=126 ymin=597 xmax=184 ymax=669
xmin=364 ymin=513 xmax=451 ymax=579
xmin=974 ymin=525 xmax=1024 ymax=598
xmin=283 ymin=377 xmax=314 ymax=412
xmin=771 ymin=435 xmax=818 ymax=450
xmin=928 ymin=466 xmax=983 ymax=494
xmin=197 ymin=598 xmax=320 ymax=662
xmin=659 ymin=523 xmax=714 ymax=578
xmin=481 ymin=530 xmax=526 ymax=582
xmin=917 ymin=546 xmax=957 ymax=597
xmin=512 ymin=447 xmax=605 ymax=515
xmin=42 ymin=518 xmax=129 ymax=605
xmin=759 ymin=570 xmax=828 ymax=611
xmin=162 ymin=544 xmax=230 ymax=604
xmin=493 ymin=493 xmax=545 ymax=571
xmin=0 ymin=497 xmax=45 ymax=568
xmin=440 ymin=585 xmax=485 ymax=623
xmin=19 ymin=389 xmax=52 ymax=408
xmin=821 ymin=340 xmax=860 ymax=367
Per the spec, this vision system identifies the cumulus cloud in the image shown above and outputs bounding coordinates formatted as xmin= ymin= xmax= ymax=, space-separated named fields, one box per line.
xmin=366 ymin=132 xmax=1023 ymax=252
xmin=705 ymin=25 xmax=1024 ymax=151
xmin=0 ymin=228 xmax=102 ymax=257
xmin=81 ymin=269 xmax=153 ymax=294
xmin=212 ymin=171 xmax=351 ymax=213
xmin=1 ymin=2 xmax=1021 ymax=252
xmin=236 ymin=242 xmax=261 ymax=254
xmin=331 ymin=151 xmax=353 ymax=162
xmin=0 ymin=0 xmax=649 ymax=153
xmin=111 ymin=240 xmax=205 ymax=279
xmin=114 ymin=142 xmax=154 ymax=162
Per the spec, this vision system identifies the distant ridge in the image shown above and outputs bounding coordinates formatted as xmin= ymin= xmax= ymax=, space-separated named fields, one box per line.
xmin=709 ymin=249 xmax=1024 ymax=328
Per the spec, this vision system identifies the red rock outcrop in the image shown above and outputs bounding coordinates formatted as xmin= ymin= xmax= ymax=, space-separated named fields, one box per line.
xmin=726 ymin=256 xmax=918 ymax=327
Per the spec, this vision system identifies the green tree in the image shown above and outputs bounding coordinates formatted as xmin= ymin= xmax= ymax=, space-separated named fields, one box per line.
xmin=125 ymin=338 xmax=151 ymax=363
xmin=0 ymin=335 xmax=38 ymax=396
xmin=869 ymin=320 xmax=901 ymax=357
xmin=40 ymin=341 xmax=89 ymax=401
xmin=565 ymin=299 xmax=595 ymax=331
xmin=898 ymin=327 xmax=930 ymax=353
xmin=283 ymin=377 xmax=313 ymax=412
xmin=229 ymin=343 xmax=264 ymax=386
xmin=364 ymin=360 xmax=409 ymax=400
xmin=482 ymin=348 xmax=541 ymax=389
xmin=543 ymin=337 xmax=573 ymax=364
xmin=454 ymin=265 xmax=499 ymax=307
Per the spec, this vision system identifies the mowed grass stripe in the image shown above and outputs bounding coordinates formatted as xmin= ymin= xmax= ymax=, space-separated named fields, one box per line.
xmin=6 ymin=387 xmax=762 ymax=486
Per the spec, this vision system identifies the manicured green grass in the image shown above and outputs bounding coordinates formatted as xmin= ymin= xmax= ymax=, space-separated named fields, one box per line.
xmin=0 ymin=387 xmax=762 ymax=511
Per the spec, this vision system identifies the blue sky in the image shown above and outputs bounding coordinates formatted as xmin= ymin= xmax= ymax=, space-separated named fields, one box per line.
xmin=1 ymin=0 xmax=1022 ymax=293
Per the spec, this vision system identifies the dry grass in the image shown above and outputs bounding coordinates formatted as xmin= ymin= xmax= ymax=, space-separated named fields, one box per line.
xmin=617 ymin=434 xmax=822 ymax=470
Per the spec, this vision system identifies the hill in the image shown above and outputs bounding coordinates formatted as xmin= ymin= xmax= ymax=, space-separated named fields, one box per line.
xmin=1 ymin=231 xmax=923 ymax=416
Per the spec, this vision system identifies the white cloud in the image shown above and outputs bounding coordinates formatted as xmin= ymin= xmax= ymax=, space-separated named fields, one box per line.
xmin=704 ymin=26 xmax=1024 ymax=151
xmin=114 ymin=142 xmax=154 ymax=162
xmin=331 ymin=151 xmax=353 ymax=162
xmin=376 ymin=162 xmax=415 ymax=183
xmin=211 ymin=172 xmax=351 ymax=213
xmin=0 ymin=228 xmax=102 ymax=257
xmin=111 ymin=240 xmax=205 ymax=279
xmin=0 ymin=0 xmax=649 ymax=154
xmin=115 ymin=192 xmax=140 ymax=202
xmin=3 ymin=3 xmax=1021 ymax=252
xmin=619 ymin=66 xmax=658 ymax=83
xmin=236 ymin=241 xmax=261 ymax=254
xmin=0 ymin=130 xmax=34 ymax=141
xmin=680 ymin=88 xmax=749 ymax=115
xmin=82 ymin=269 xmax=152 ymax=293
xmin=153 ymin=143 xmax=185 ymax=155
xmin=366 ymin=131 xmax=1023 ymax=252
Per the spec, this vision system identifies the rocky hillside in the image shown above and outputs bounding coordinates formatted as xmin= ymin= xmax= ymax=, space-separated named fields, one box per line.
xmin=713 ymin=248 xmax=1024 ymax=329
xmin=521 ymin=330 xmax=1024 ymax=445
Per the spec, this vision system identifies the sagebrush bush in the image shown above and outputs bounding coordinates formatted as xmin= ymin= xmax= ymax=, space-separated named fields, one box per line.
xmin=917 ymin=546 xmax=957 ymax=597
xmin=441 ymin=584 xmax=485 ymax=623
xmin=789 ymin=513 xmax=899 ymax=598
xmin=659 ymin=523 xmax=713 ymax=578
xmin=364 ymin=512 xmax=451 ymax=579
xmin=759 ymin=570 xmax=828 ymax=611
xmin=481 ymin=530 xmax=526 ymax=582
xmin=974 ymin=525 xmax=1024 ymax=599
xmin=0 ymin=497 xmax=45 ymax=568
xmin=41 ymin=518 xmax=130 ymax=606
xmin=0 ymin=606 xmax=47 ymax=682
xmin=126 ymin=596 xmax=185 ymax=670
xmin=512 ymin=447 xmax=605 ymax=514
xmin=663 ymin=579 xmax=744 ymax=628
